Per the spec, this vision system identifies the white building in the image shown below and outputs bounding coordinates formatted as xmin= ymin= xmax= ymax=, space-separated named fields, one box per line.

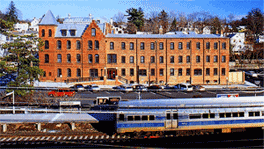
xmin=29 ymin=17 xmax=40 ymax=31
xmin=13 ymin=22 xmax=29 ymax=33
xmin=203 ymin=26 xmax=211 ymax=34
xmin=228 ymin=32 xmax=251 ymax=53
xmin=0 ymin=34 xmax=9 ymax=57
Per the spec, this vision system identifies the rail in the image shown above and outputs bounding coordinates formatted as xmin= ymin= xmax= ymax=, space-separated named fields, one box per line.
xmin=118 ymin=76 xmax=128 ymax=84
xmin=65 ymin=76 xmax=104 ymax=83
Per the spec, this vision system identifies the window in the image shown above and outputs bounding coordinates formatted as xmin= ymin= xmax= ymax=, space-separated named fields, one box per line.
xmin=139 ymin=69 xmax=147 ymax=76
xmin=88 ymin=41 xmax=93 ymax=49
xmin=159 ymin=42 xmax=164 ymax=50
xmin=45 ymin=40 xmax=49 ymax=49
xmin=160 ymin=56 xmax=164 ymax=63
xmin=130 ymin=56 xmax=134 ymax=63
xmin=121 ymin=56 xmax=126 ymax=63
xmin=178 ymin=56 xmax=183 ymax=63
xmin=130 ymin=68 xmax=134 ymax=76
xmin=95 ymin=40 xmax=99 ymax=50
xmin=187 ymin=42 xmax=190 ymax=49
xmin=214 ymin=56 xmax=218 ymax=62
xmin=43 ymin=71 xmax=46 ymax=77
xmin=150 ymin=56 xmax=155 ymax=63
xmin=121 ymin=42 xmax=126 ymax=49
xmin=70 ymin=30 xmax=76 ymax=36
xmin=67 ymin=68 xmax=71 ymax=77
xmin=151 ymin=69 xmax=155 ymax=76
xmin=110 ymin=42 xmax=114 ymax=50
xmin=67 ymin=54 xmax=71 ymax=63
xmin=77 ymin=54 xmax=81 ymax=63
xmin=222 ymin=68 xmax=225 ymax=75
xmin=121 ymin=69 xmax=126 ymax=76
xmin=67 ymin=40 xmax=71 ymax=49
xmin=214 ymin=68 xmax=218 ymax=75
xmin=57 ymin=68 xmax=62 ymax=77
xmin=57 ymin=54 xmax=62 ymax=63
xmin=76 ymin=40 xmax=80 ymax=50
xmin=140 ymin=56 xmax=145 ymax=63
xmin=206 ymin=42 xmax=210 ymax=49
xmin=249 ymin=111 xmax=260 ymax=117
xmin=48 ymin=29 xmax=52 ymax=37
xmin=206 ymin=68 xmax=210 ymax=76
xmin=190 ymin=114 xmax=201 ymax=119
xmin=194 ymin=69 xmax=202 ymax=76
xmin=95 ymin=54 xmax=99 ymax=63
xmin=88 ymin=54 xmax=92 ymax=63
xmin=170 ymin=68 xmax=174 ymax=76
xmin=186 ymin=56 xmax=190 ymax=63
xmin=214 ymin=42 xmax=218 ymax=49
xmin=186 ymin=68 xmax=190 ymax=76
xmin=196 ymin=42 xmax=200 ymax=49
xmin=90 ymin=69 xmax=98 ymax=77
xmin=45 ymin=54 xmax=49 ymax=63
xmin=170 ymin=56 xmax=174 ymax=63
xmin=222 ymin=42 xmax=226 ymax=49
xmin=170 ymin=42 xmax=174 ymax=50
xmin=57 ymin=40 xmax=61 ymax=49
xmin=140 ymin=42 xmax=145 ymax=50
xmin=206 ymin=56 xmax=210 ymax=62
xmin=160 ymin=69 xmax=164 ymax=76
xmin=222 ymin=56 xmax=226 ymax=62
xmin=41 ymin=29 xmax=45 ymax=37
xmin=107 ymin=54 xmax=117 ymax=63
xmin=196 ymin=56 xmax=200 ymax=63
xmin=178 ymin=68 xmax=182 ymax=76
xmin=178 ymin=42 xmax=182 ymax=49
xmin=130 ymin=42 xmax=134 ymax=50
xmin=91 ymin=28 xmax=96 ymax=36
xmin=151 ymin=42 xmax=155 ymax=50
xmin=77 ymin=68 xmax=81 ymax=77
xmin=61 ymin=30 xmax=67 ymax=36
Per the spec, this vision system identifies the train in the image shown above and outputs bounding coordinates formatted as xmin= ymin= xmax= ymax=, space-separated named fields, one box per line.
xmin=88 ymin=96 xmax=264 ymax=137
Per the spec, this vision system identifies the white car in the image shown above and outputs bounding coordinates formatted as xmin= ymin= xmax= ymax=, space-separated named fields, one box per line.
xmin=174 ymin=83 xmax=193 ymax=92
xmin=86 ymin=84 xmax=100 ymax=92
xmin=119 ymin=85 xmax=133 ymax=92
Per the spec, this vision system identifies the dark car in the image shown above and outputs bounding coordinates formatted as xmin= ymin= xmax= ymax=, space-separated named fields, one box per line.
xmin=147 ymin=85 xmax=162 ymax=90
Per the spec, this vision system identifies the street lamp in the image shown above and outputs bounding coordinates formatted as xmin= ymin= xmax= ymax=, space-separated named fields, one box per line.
xmin=6 ymin=91 xmax=15 ymax=114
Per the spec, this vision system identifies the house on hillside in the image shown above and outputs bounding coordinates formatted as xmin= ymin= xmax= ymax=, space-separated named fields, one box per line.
xmin=13 ymin=22 xmax=29 ymax=33
xmin=29 ymin=17 xmax=40 ymax=32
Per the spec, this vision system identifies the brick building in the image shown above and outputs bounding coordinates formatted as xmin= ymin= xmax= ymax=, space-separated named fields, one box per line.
xmin=39 ymin=10 xmax=229 ymax=85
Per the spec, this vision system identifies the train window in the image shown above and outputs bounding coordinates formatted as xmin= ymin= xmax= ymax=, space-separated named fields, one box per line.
xmin=190 ymin=114 xmax=201 ymax=119
xmin=255 ymin=112 xmax=260 ymax=116
xmin=239 ymin=112 xmax=244 ymax=117
xmin=135 ymin=116 xmax=141 ymax=121
xmin=149 ymin=115 xmax=155 ymax=120
xmin=142 ymin=115 xmax=148 ymax=121
xmin=119 ymin=114 xmax=124 ymax=121
xmin=249 ymin=112 xmax=254 ymax=117
xmin=226 ymin=113 xmax=231 ymax=118
xmin=202 ymin=114 xmax=209 ymax=119
xmin=220 ymin=113 xmax=225 ymax=118
xmin=233 ymin=113 xmax=238 ymax=117
xmin=127 ymin=116 xmax=133 ymax=121
xmin=173 ymin=113 xmax=178 ymax=119
xmin=210 ymin=114 xmax=215 ymax=118
xmin=166 ymin=113 xmax=171 ymax=120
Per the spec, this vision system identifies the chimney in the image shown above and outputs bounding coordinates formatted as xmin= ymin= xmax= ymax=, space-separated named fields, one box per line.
xmin=216 ymin=30 xmax=218 ymax=34
xmin=68 ymin=14 xmax=71 ymax=18
xmin=110 ymin=18 xmax=113 ymax=26
xmin=221 ymin=29 xmax=224 ymax=37
xmin=159 ymin=25 xmax=163 ymax=34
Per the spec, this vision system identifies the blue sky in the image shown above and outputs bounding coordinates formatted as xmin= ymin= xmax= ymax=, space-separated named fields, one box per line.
xmin=0 ymin=0 xmax=263 ymax=21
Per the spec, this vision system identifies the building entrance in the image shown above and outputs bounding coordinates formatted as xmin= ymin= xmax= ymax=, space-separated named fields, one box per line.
xmin=107 ymin=68 xmax=117 ymax=79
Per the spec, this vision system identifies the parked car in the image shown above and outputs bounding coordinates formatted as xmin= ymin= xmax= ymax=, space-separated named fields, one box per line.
xmin=147 ymin=85 xmax=163 ymax=90
xmin=113 ymin=85 xmax=133 ymax=92
xmin=245 ymin=71 xmax=258 ymax=78
xmin=48 ymin=89 xmax=75 ymax=97
xmin=193 ymin=85 xmax=205 ymax=92
xmin=133 ymin=85 xmax=148 ymax=91
xmin=72 ymin=84 xmax=85 ymax=91
xmin=173 ymin=83 xmax=193 ymax=92
xmin=85 ymin=84 xmax=100 ymax=92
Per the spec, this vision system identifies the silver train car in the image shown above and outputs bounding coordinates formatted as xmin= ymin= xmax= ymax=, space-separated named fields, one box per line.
xmin=114 ymin=96 xmax=264 ymax=134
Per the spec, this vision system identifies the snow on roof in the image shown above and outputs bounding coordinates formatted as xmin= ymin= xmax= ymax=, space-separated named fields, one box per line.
xmin=39 ymin=10 xmax=58 ymax=25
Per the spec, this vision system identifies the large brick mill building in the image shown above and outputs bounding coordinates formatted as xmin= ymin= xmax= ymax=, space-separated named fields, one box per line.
xmin=39 ymin=10 xmax=229 ymax=85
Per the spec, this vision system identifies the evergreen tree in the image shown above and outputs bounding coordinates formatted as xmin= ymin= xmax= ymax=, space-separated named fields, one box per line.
xmin=126 ymin=7 xmax=144 ymax=31
xmin=158 ymin=10 xmax=169 ymax=34
xmin=170 ymin=17 xmax=177 ymax=31
xmin=6 ymin=1 xmax=18 ymax=23
xmin=211 ymin=17 xmax=222 ymax=34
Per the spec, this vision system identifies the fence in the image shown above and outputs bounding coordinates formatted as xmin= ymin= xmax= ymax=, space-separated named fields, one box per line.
xmin=65 ymin=76 xmax=104 ymax=83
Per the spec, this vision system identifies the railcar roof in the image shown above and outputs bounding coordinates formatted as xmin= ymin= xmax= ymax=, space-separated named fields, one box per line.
xmin=118 ymin=96 xmax=264 ymax=108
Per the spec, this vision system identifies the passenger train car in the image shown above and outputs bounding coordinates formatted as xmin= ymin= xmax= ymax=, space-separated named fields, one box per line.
xmin=90 ymin=96 xmax=264 ymax=136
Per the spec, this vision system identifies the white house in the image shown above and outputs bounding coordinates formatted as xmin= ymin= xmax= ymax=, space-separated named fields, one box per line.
xmin=29 ymin=17 xmax=40 ymax=31
xmin=0 ymin=34 xmax=9 ymax=57
xmin=203 ymin=26 xmax=211 ymax=34
xmin=228 ymin=32 xmax=251 ymax=53
xmin=13 ymin=22 xmax=29 ymax=33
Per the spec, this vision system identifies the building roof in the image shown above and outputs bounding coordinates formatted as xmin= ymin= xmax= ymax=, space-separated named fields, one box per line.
xmin=55 ymin=24 xmax=88 ymax=38
xmin=106 ymin=31 xmax=226 ymax=39
xmin=39 ymin=10 xmax=58 ymax=25
xmin=64 ymin=17 xmax=93 ymax=24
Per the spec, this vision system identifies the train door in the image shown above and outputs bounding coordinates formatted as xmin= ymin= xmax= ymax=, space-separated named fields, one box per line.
xmin=165 ymin=111 xmax=178 ymax=129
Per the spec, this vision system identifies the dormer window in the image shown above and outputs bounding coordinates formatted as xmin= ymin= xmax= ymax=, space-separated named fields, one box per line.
xmin=70 ymin=30 xmax=76 ymax=36
xmin=61 ymin=30 xmax=67 ymax=36
xmin=92 ymin=28 xmax=96 ymax=36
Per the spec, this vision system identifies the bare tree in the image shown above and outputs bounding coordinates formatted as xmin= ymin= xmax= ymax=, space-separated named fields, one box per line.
xmin=113 ymin=11 xmax=126 ymax=25
xmin=178 ymin=11 xmax=187 ymax=30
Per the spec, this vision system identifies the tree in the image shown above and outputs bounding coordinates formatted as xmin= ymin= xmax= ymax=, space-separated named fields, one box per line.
xmin=126 ymin=7 xmax=144 ymax=31
xmin=6 ymin=1 xmax=18 ymax=23
xmin=144 ymin=11 xmax=159 ymax=33
xmin=1 ymin=36 xmax=44 ymax=96
xmin=158 ymin=10 xmax=169 ymax=34
xmin=170 ymin=17 xmax=177 ymax=31
xmin=126 ymin=22 xmax=137 ymax=34
xmin=211 ymin=17 xmax=222 ymax=34
xmin=246 ymin=8 xmax=263 ymax=41
xmin=113 ymin=12 xmax=126 ymax=25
